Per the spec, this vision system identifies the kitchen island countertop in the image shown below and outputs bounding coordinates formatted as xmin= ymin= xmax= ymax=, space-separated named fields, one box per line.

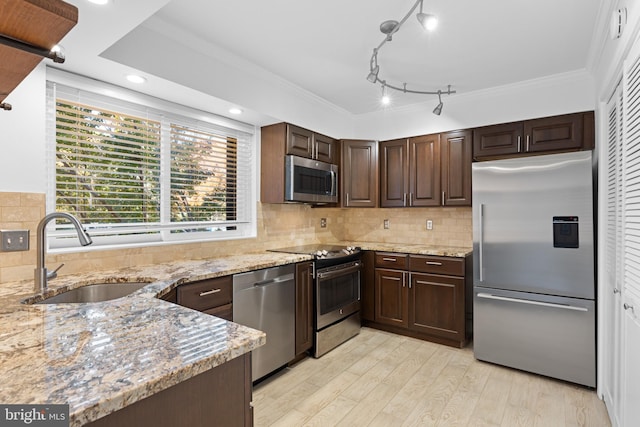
xmin=0 ymin=251 xmax=311 ymax=426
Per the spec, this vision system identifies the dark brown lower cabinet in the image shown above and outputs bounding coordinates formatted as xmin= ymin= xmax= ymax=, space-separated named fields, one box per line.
xmin=374 ymin=268 xmax=408 ymax=328
xmin=85 ymin=353 xmax=253 ymax=427
xmin=295 ymin=261 xmax=314 ymax=355
xmin=409 ymin=272 xmax=464 ymax=343
xmin=366 ymin=252 xmax=471 ymax=348
xmin=177 ymin=276 xmax=233 ymax=321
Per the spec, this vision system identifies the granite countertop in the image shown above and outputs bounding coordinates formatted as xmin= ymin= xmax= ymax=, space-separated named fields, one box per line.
xmin=0 ymin=252 xmax=311 ymax=427
xmin=0 ymin=243 xmax=469 ymax=426
xmin=351 ymin=241 xmax=472 ymax=257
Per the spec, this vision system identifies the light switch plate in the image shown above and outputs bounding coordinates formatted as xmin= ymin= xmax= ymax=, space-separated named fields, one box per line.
xmin=384 ymin=219 xmax=390 ymax=229
xmin=426 ymin=220 xmax=433 ymax=230
xmin=1 ymin=230 xmax=30 ymax=252
xmin=320 ymin=218 xmax=327 ymax=228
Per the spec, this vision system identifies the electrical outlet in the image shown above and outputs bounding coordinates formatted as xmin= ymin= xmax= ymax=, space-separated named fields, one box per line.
xmin=320 ymin=218 xmax=327 ymax=228
xmin=426 ymin=220 xmax=433 ymax=230
xmin=0 ymin=230 xmax=30 ymax=252
xmin=384 ymin=219 xmax=390 ymax=229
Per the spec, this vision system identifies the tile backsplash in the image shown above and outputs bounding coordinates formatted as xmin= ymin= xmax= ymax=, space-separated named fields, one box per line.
xmin=0 ymin=191 xmax=471 ymax=284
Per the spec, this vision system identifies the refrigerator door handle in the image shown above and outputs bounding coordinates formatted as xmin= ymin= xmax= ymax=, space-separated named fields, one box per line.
xmin=477 ymin=292 xmax=589 ymax=312
xmin=478 ymin=203 xmax=484 ymax=283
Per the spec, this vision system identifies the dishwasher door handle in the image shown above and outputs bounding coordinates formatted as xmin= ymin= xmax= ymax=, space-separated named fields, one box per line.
xmin=253 ymin=274 xmax=294 ymax=287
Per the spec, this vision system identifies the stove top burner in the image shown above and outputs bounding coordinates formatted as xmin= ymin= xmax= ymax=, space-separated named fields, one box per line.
xmin=269 ymin=244 xmax=360 ymax=259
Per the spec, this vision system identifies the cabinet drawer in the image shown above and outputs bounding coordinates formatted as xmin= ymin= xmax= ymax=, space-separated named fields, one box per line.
xmin=203 ymin=303 xmax=233 ymax=321
xmin=409 ymin=255 xmax=464 ymax=276
xmin=178 ymin=276 xmax=232 ymax=311
xmin=375 ymin=252 xmax=409 ymax=269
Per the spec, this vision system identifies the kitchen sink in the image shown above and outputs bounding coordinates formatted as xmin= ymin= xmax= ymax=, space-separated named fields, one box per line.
xmin=35 ymin=282 xmax=149 ymax=304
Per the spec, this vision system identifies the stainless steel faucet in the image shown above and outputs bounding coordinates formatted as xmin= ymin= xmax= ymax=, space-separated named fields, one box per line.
xmin=35 ymin=212 xmax=93 ymax=293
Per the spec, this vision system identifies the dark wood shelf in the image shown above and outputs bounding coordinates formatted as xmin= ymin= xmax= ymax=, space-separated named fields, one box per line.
xmin=0 ymin=0 xmax=78 ymax=104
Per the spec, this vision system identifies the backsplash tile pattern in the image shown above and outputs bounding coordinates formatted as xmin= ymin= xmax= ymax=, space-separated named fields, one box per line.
xmin=0 ymin=193 xmax=45 ymax=283
xmin=0 ymin=192 xmax=471 ymax=285
xmin=341 ymin=207 xmax=472 ymax=247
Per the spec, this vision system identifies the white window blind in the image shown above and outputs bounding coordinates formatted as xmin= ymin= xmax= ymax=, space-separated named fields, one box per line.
xmin=46 ymin=79 xmax=256 ymax=250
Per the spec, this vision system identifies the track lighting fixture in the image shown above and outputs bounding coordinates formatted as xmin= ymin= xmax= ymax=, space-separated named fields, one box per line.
xmin=432 ymin=90 xmax=443 ymax=115
xmin=366 ymin=0 xmax=455 ymax=115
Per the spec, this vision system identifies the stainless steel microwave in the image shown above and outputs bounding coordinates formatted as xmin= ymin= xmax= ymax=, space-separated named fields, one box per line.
xmin=285 ymin=155 xmax=338 ymax=204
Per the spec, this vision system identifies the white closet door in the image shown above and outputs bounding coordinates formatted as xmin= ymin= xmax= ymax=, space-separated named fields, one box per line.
xmin=603 ymin=83 xmax=623 ymax=424
xmin=620 ymin=32 xmax=640 ymax=427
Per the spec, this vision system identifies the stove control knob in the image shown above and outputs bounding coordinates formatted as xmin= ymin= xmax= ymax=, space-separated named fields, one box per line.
xmin=315 ymin=250 xmax=324 ymax=257
xmin=322 ymin=250 xmax=328 ymax=256
xmin=342 ymin=248 xmax=349 ymax=254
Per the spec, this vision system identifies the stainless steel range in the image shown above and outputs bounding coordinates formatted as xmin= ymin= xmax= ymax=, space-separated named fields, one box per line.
xmin=270 ymin=244 xmax=362 ymax=357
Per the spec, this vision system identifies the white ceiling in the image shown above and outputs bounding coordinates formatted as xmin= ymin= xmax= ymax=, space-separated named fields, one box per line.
xmin=59 ymin=0 xmax=602 ymax=121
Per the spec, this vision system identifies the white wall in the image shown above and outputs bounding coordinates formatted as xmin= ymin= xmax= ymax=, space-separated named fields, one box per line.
xmin=351 ymin=70 xmax=596 ymax=141
xmin=0 ymin=64 xmax=47 ymax=193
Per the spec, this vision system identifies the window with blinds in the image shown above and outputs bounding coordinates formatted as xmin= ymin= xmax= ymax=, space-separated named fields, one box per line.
xmin=46 ymin=79 xmax=256 ymax=249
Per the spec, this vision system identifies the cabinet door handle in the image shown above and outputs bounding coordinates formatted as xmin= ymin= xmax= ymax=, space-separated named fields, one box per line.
xmin=403 ymin=272 xmax=406 ymax=288
xmin=441 ymin=191 xmax=445 ymax=205
xmin=407 ymin=273 xmax=411 ymax=289
xmin=426 ymin=261 xmax=442 ymax=266
xmin=525 ymin=135 xmax=530 ymax=152
xmin=517 ymin=135 xmax=522 ymax=152
xmin=346 ymin=193 xmax=349 ymax=206
xmin=409 ymin=192 xmax=413 ymax=207
xmin=624 ymin=303 xmax=635 ymax=313
xmin=403 ymin=193 xmax=407 ymax=207
xmin=199 ymin=289 xmax=221 ymax=297
xmin=382 ymin=257 xmax=397 ymax=262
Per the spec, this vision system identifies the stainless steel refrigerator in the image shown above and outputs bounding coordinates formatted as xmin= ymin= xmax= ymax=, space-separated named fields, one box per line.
xmin=472 ymin=150 xmax=596 ymax=387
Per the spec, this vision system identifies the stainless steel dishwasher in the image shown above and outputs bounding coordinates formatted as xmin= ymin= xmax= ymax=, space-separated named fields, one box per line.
xmin=233 ymin=264 xmax=295 ymax=381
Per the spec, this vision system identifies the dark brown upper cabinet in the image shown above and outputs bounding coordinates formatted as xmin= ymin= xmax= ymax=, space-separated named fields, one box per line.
xmin=260 ymin=122 xmax=338 ymax=204
xmin=473 ymin=111 xmax=594 ymax=161
xmin=341 ymin=139 xmax=378 ymax=207
xmin=441 ymin=129 xmax=472 ymax=206
xmin=285 ymin=123 xmax=336 ymax=163
xmin=380 ymin=131 xmax=471 ymax=207
xmin=380 ymin=138 xmax=410 ymax=207
xmin=0 ymin=0 xmax=78 ymax=107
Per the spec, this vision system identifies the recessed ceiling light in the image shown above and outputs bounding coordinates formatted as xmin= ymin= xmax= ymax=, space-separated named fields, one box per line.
xmin=229 ymin=108 xmax=243 ymax=115
xmin=87 ymin=0 xmax=110 ymax=5
xmin=126 ymin=74 xmax=146 ymax=84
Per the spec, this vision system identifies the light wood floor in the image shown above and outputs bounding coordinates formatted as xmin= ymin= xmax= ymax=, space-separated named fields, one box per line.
xmin=253 ymin=327 xmax=610 ymax=427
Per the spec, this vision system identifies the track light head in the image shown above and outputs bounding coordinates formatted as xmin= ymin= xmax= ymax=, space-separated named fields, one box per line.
xmin=381 ymin=83 xmax=390 ymax=106
xmin=417 ymin=13 xmax=438 ymax=31
xmin=367 ymin=65 xmax=379 ymax=83
xmin=432 ymin=91 xmax=443 ymax=115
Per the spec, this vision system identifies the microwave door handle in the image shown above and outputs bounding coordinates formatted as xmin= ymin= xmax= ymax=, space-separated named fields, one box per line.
xmin=330 ymin=170 xmax=336 ymax=196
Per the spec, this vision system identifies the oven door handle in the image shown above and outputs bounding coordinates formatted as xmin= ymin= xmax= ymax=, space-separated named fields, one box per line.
xmin=316 ymin=262 xmax=361 ymax=280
